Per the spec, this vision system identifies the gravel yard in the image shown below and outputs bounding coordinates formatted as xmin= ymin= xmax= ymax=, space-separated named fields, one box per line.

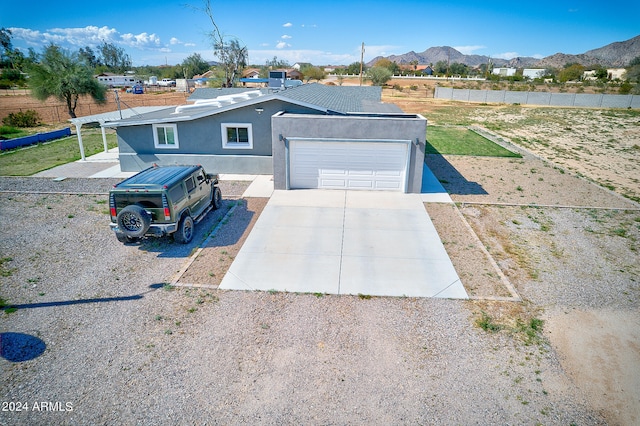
xmin=2 ymin=147 xmax=639 ymax=425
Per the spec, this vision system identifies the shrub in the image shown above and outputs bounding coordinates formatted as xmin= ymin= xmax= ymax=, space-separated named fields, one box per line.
xmin=2 ymin=110 xmax=41 ymax=127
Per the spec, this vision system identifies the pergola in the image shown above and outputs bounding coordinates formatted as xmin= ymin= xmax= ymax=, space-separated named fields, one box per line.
xmin=68 ymin=107 xmax=169 ymax=160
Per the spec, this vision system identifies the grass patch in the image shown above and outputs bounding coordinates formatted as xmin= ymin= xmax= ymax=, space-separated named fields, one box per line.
xmin=425 ymin=126 xmax=521 ymax=157
xmin=0 ymin=129 xmax=117 ymax=176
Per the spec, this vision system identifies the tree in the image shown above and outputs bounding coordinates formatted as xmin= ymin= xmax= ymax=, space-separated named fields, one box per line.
xmin=181 ymin=53 xmax=210 ymax=78
xmin=28 ymin=44 xmax=107 ymax=119
xmin=433 ymin=60 xmax=448 ymax=75
xmin=301 ymin=65 xmax=325 ymax=82
xmin=202 ymin=0 xmax=247 ymax=87
xmin=98 ymin=42 xmax=131 ymax=73
xmin=78 ymin=46 xmax=99 ymax=69
xmin=558 ymin=63 xmax=584 ymax=82
xmin=367 ymin=66 xmax=392 ymax=86
xmin=626 ymin=56 xmax=640 ymax=83
xmin=345 ymin=62 xmax=364 ymax=75
xmin=265 ymin=56 xmax=290 ymax=69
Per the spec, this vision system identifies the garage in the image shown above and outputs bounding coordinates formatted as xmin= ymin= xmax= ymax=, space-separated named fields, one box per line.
xmin=272 ymin=112 xmax=427 ymax=194
xmin=289 ymin=139 xmax=410 ymax=192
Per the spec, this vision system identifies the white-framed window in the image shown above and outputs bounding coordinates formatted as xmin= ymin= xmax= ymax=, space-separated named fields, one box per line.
xmin=221 ymin=123 xmax=253 ymax=149
xmin=153 ymin=123 xmax=179 ymax=149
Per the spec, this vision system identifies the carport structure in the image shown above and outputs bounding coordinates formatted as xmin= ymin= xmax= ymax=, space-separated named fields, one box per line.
xmin=69 ymin=107 xmax=169 ymax=160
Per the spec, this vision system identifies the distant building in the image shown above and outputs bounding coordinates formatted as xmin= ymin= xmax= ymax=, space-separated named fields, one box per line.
xmin=607 ymin=68 xmax=626 ymax=80
xmin=492 ymin=67 xmax=516 ymax=77
xmin=523 ymin=69 xmax=545 ymax=79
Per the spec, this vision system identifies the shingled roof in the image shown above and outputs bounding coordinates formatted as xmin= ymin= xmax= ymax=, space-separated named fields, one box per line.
xmin=187 ymin=83 xmax=402 ymax=114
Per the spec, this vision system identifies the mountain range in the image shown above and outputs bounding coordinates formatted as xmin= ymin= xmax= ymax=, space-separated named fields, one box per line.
xmin=367 ymin=35 xmax=640 ymax=69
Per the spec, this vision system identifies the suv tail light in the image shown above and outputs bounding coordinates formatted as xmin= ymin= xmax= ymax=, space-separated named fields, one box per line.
xmin=109 ymin=194 xmax=117 ymax=219
xmin=162 ymin=194 xmax=171 ymax=220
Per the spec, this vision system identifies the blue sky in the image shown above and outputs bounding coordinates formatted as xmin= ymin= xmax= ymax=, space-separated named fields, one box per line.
xmin=2 ymin=0 xmax=638 ymax=67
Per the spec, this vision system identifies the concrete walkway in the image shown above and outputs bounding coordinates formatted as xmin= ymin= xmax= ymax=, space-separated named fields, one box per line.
xmin=220 ymin=190 xmax=468 ymax=299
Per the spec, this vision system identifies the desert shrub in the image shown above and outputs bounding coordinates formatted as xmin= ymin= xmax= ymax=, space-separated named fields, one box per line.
xmin=619 ymin=82 xmax=633 ymax=94
xmin=2 ymin=110 xmax=41 ymax=127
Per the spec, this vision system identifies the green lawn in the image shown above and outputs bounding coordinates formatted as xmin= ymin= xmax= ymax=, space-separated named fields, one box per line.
xmin=425 ymin=126 xmax=521 ymax=157
xmin=0 ymin=130 xmax=118 ymax=176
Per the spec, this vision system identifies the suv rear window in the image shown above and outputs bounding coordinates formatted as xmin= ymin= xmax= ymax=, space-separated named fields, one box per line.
xmin=113 ymin=193 xmax=162 ymax=209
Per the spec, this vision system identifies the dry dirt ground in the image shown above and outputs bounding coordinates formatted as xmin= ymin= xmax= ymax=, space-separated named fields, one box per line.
xmin=2 ymin=88 xmax=639 ymax=424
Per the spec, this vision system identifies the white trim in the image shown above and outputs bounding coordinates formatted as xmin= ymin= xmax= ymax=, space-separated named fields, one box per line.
xmin=221 ymin=123 xmax=253 ymax=150
xmin=152 ymin=123 xmax=179 ymax=149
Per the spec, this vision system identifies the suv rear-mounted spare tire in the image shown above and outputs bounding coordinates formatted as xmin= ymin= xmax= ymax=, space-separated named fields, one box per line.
xmin=117 ymin=205 xmax=151 ymax=238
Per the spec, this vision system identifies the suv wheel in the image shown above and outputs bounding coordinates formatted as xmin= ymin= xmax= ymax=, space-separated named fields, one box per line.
xmin=211 ymin=186 xmax=222 ymax=210
xmin=174 ymin=214 xmax=194 ymax=244
xmin=117 ymin=205 xmax=151 ymax=238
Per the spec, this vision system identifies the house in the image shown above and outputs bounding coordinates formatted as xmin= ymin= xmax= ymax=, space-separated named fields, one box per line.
xmin=102 ymin=83 xmax=426 ymax=193
xmin=292 ymin=62 xmax=312 ymax=71
xmin=492 ymin=67 xmax=517 ymax=77
xmin=607 ymin=68 xmax=626 ymax=80
xmin=523 ymin=69 xmax=545 ymax=79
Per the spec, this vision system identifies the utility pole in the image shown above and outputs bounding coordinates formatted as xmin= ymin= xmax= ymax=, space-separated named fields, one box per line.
xmin=359 ymin=42 xmax=365 ymax=86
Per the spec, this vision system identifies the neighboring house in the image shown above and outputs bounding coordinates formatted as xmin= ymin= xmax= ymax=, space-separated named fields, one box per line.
xmin=607 ymin=68 xmax=626 ymax=80
xmin=523 ymin=69 xmax=545 ymax=79
xmin=292 ymin=62 xmax=312 ymax=70
xmin=102 ymin=83 xmax=426 ymax=193
xmin=242 ymin=68 xmax=261 ymax=79
xmin=492 ymin=67 xmax=517 ymax=77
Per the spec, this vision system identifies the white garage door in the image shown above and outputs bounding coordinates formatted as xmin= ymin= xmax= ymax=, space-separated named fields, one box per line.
xmin=290 ymin=140 xmax=409 ymax=192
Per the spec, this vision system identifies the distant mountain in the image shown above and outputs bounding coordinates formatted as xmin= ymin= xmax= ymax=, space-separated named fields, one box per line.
xmin=368 ymin=35 xmax=640 ymax=69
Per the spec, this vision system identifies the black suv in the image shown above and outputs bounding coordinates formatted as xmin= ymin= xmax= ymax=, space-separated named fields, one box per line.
xmin=109 ymin=165 xmax=222 ymax=244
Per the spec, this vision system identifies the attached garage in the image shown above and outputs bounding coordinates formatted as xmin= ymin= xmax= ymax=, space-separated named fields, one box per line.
xmin=289 ymin=139 xmax=410 ymax=192
xmin=272 ymin=112 xmax=427 ymax=194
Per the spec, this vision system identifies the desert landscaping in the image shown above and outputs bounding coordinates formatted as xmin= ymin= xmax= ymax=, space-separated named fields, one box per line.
xmin=1 ymin=82 xmax=639 ymax=424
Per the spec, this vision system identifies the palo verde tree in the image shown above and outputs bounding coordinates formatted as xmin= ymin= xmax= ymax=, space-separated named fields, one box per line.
xmin=201 ymin=0 xmax=247 ymax=87
xmin=367 ymin=66 xmax=392 ymax=86
xmin=28 ymin=44 xmax=107 ymax=119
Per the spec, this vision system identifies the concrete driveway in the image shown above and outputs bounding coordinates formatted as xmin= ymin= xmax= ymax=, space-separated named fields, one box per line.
xmin=220 ymin=190 xmax=468 ymax=299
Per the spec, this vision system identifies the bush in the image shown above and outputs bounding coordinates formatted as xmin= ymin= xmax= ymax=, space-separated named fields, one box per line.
xmin=2 ymin=110 xmax=41 ymax=127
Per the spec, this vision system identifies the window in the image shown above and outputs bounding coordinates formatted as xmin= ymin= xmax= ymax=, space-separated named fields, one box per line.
xmin=185 ymin=176 xmax=196 ymax=193
xmin=221 ymin=123 xmax=253 ymax=149
xmin=153 ymin=124 xmax=179 ymax=149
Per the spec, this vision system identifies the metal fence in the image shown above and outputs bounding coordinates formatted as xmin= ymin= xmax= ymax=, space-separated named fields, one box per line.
xmin=434 ymin=87 xmax=640 ymax=108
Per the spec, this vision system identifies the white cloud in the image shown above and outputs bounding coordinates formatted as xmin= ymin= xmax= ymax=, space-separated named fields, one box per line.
xmin=170 ymin=37 xmax=181 ymax=45
xmin=283 ymin=22 xmax=293 ymax=27
xmin=276 ymin=41 xmax=290 ymax=49
xmin=10 ymin=25 xmax=163 ymax=51
xmin=493 ymin=51 xmax=519 ymax=60
xmin=453 ymin=45 xmax=486 ymax=55
xmin=281 ymin=35 xmax=292 ymax=40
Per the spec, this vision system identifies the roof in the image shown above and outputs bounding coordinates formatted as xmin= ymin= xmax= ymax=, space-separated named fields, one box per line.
xmin=278 ymin=84 xmax=400 ymax=113
xmin=114 ymin=165 xmax=199 ymax=189
xmin=103 ymin=84 xmax=403 ymax=128
xmin=69 ymin=106 xmax=173 ymax=126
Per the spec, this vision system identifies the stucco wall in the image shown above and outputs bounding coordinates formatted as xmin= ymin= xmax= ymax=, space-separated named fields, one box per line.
xmin=116 ymin=100 xmax=322 ymax=173
xmin=271 ymin=112 xmax=427 ymax=193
